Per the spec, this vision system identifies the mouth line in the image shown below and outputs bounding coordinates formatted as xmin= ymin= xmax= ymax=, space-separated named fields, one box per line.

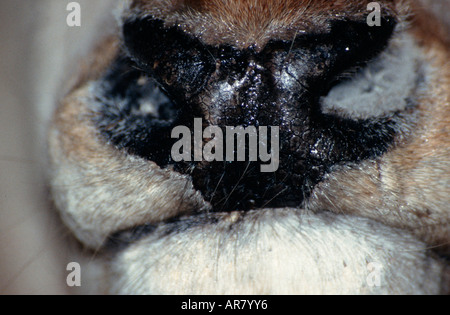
xmin=101 ymin=154 xmax=384 ymax=253
xmin=104 ymin=207 xmax=307 ymax=252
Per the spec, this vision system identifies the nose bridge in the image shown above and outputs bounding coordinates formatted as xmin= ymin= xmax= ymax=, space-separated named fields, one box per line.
xmin=212 ymin=51 xmax=282 ymax=127
xmin=233 ymin=55 xmax=265 ymax=100
xmin=239 ymin=57 xmax=265 ymax=107
xmin=197 ymin=42 xmax=330 ymax=131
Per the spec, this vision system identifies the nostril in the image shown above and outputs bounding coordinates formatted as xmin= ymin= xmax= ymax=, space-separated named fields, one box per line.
xmin=123 ymin=17 xmax=216 ymax=101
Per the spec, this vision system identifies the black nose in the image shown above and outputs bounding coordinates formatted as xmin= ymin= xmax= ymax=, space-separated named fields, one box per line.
xmin=171 ymin=39 xmax=398 ymax=210
xmin=97 ymin=16 xmax=399 ymax=211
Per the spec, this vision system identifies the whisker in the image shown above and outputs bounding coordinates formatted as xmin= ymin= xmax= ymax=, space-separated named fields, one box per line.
xmin=284 ymin=30 xmax=298 ymax=65
xmin=219 ymin=161 xmax=251 ymax=212
xmin=209 ymin=170 xmax=226 ymax=204
xmin=261 ymin=187 xmax=289 ymax=209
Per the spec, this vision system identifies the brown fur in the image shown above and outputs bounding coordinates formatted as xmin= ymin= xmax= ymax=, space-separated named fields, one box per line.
xmin=127 ymin=0 xmax=405 ymax=49
xmin=410 ymin=0 xmax=450 ymax=48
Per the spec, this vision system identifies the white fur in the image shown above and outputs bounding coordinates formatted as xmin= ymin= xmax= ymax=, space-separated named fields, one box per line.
xmin=108 ymin=209 xmax=445 ymax=294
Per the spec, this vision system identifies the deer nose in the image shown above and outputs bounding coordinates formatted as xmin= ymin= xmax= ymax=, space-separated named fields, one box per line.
xmin=111 ymin=17 xmax=399 ymax=211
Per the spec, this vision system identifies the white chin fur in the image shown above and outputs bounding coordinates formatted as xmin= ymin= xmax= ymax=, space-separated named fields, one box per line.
xmin=107 ymin=209 xmax=445 ymax=295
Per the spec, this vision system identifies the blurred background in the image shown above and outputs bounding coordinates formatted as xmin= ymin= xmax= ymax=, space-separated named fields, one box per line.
xmin=0 ymin=0 xmax=114 ymax=294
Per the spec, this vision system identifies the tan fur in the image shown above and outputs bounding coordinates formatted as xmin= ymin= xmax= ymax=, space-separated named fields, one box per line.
xmin=48 ymin=0 xmax=450 ymax=294
xmin=50 ymin=87 xmax=209 ymax=248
